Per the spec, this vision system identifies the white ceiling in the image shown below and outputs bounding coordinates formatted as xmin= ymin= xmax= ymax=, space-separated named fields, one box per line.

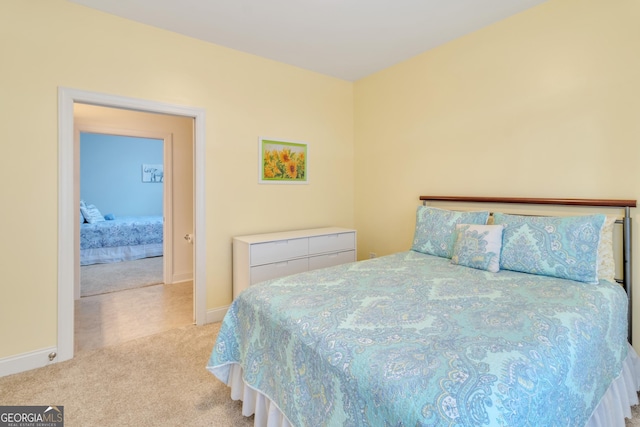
xmin=68 ymin=0 xmax=548 ymax=81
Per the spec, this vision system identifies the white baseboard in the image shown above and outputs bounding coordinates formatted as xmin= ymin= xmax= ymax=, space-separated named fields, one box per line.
xmin=0 ymin=346 xmax=58 ymax=377
xmin=173 ymin=272 xmax=193 ymax=283
xmin=1 ymin=305 xmax=230 ymax=378
xmin=206 ymin=305 xmax=229 ymax=324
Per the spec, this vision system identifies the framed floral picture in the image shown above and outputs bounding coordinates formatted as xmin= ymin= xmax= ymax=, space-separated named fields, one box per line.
xmin=259 ymin=137 xmax=308 ymax=184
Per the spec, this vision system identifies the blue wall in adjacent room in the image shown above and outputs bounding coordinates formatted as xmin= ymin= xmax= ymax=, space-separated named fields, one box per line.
xmin=80 ymin=133 xmax=163 ymax=216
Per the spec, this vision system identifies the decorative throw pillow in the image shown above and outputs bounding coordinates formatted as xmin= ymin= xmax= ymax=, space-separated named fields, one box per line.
xmin=80 ymin=200 xmax=87 ymax=224
xmin=80 ymin=203 xmax=105 ymax=224
xmin=493 ymin=213 xmax=606 ymax=284
xmin=597 ymin=215 xmax=616 ymax=283
xmin=451 ymin=224 xmax=504 ymax=273
xmin=411 ymin=206 xmax=490 ymax=259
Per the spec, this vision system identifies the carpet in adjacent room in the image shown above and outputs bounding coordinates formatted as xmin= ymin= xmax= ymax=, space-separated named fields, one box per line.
xmin=80 ymin=256 xmax=163 ymax=297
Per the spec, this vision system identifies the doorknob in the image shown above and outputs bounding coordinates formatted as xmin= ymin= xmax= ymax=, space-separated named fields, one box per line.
xmin=184 ymin=234 xmax=193 ymax=243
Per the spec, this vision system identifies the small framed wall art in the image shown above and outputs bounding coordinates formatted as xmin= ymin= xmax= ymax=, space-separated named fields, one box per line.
xmin=142 ymin=164 xmax=164 ymax=183
xmin=259 ymin=137 xmax=308 ymax=184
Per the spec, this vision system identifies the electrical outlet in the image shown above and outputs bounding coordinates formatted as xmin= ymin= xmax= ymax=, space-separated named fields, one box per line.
xmin=369 ymin=252 xmax=377 ymax=259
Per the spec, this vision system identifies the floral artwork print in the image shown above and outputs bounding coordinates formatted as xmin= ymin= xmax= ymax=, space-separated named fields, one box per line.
xmin=260 ymin=138 xmax=308 ymax=183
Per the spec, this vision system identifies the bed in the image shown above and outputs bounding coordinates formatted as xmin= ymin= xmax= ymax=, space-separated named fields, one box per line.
xmin=207 ymin=196 xmax=640 ymax=426
xmin=80 ymin=216 xmax=164 ymax=265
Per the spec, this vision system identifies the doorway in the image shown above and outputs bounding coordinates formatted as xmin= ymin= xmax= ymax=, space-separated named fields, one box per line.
xmin=75 ymin=125 xmax=188 ymax=351
xmin=58 ymin=87 xmax=207 ymax=363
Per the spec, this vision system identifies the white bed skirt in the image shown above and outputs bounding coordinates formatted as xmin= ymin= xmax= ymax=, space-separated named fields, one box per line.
xmin=586 ymin=344 xmax=640 ymax=426
xmin=221 ymin=344 xmax=640 ymax=427
xmin=80 ymin=243 xmax=163 ymax=265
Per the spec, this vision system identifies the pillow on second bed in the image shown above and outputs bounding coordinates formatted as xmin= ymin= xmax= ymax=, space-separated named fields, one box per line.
xmin=80 ymin=202 xmax=106 ymax=224
xmin=412 ymin=206 xmax=490 ymax=258
xmin=493 ymin=213 xmax=606 ymax=284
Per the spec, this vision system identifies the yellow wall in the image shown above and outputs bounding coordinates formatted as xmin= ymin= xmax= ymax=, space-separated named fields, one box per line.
xmin=0 ymin=1 xmax=354 ymax=359
xmin=354 ymin=0 xmax=640 ymax=343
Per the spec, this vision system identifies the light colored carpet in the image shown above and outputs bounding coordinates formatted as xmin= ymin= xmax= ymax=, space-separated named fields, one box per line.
xmin=81 ymin=256 xmax=163 ymax=297
xmin=0 ymin=323 xmax=253 ymax=427
xmin=631 ymin=404 xmax=640 ymax=427
xmin=1 ymin=322 xmax=639 ymax=427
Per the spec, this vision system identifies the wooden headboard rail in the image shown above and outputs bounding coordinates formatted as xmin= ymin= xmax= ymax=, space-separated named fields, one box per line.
xmin=420 ymin=195 xmax=637 ymax=344
xmin=419 ymin=195 xmax=637 ymax=208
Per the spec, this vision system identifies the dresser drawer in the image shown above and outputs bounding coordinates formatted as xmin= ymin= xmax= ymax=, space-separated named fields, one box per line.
xmin=250 ymin=237 xmax=308 ymax=266
xmin=234 ymin=227 xmax=356 ymax=299
xmin=309 ymin=250 xmax=355 ymax=270
xmin=250 ymin=258 xmax=309 ymax=285
xmin=309 ymin=232 xmax=355 ymax=255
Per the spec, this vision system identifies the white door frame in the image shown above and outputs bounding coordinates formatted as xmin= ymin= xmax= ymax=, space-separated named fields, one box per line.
xmin=58 ymin=87 xmax=207 ymax=362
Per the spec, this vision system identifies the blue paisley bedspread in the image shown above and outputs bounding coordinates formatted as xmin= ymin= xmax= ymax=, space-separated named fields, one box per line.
xmin=80 ymin=216 xmax=163 ymax=250
xmin=207 ymin=251 xmax=629 ymax=426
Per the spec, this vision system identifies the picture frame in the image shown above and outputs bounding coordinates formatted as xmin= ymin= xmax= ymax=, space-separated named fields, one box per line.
xmin=259 ymin=137 xmax=308 ymax=184
xmin=142 ymin=164 xmax=164 ymax=183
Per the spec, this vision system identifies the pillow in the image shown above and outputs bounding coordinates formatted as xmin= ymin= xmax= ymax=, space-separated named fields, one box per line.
xmin=597 ymin=215 xmax=616 ymax=282
xmin=412 ymin=206 xmax=490 ymax=258
xmin=80 ymin=203 xmax=105 ymax=224
xmin=80 ymin=200 xmax=87 ymax=224
xmin=493 ymin=213 xmax=606 ymax=284
xmin=451 ymin=224 xmax=504 ymax=273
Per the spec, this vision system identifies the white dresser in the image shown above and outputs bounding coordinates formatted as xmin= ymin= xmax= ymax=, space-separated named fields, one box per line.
xmin=232 ymin=227 xmax=357 ymax=299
